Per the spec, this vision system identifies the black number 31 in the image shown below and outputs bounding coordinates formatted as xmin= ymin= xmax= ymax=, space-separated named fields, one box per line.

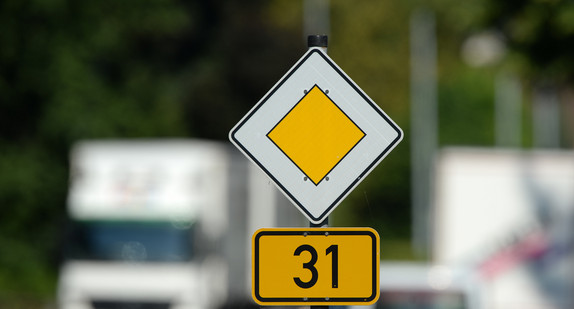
xmin=293 ymin=244 xmax=339 ymax=289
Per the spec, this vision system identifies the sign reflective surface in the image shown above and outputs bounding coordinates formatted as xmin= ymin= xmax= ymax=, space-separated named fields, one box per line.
xmin=252 ymin=228 xmax=380 ymax=305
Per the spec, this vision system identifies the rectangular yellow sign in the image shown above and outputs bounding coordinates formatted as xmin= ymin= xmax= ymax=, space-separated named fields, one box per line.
xmin=252 ymin=227 xmax=380 ymax=306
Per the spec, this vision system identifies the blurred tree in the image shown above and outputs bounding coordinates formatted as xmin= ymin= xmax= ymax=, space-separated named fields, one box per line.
xmin=0 ymin=0 xmax=202 ymax=304
xmin=183 ymin=1 xmax=304 ymax=139
xmin=481 ymin=0 xmax=574 ymax=83
xmin=0 ymin=0 xmax=301 ymax=305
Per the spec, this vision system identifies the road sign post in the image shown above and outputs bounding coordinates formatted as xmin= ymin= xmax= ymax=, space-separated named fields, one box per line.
xmin=229 ymin=35 xmax=402 ymax=307
xmin=308 ymin=34 xmax=331 ymax=309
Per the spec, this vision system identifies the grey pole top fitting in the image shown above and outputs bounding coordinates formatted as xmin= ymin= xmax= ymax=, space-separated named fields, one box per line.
xmin=307 ymin=34 xmax=328 ymax=48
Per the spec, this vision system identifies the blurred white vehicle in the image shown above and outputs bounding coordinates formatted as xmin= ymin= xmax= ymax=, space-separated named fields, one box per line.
xmin=433 ymin=147 xmax=574 ymax=309
xmin=58 ymin=139 xmax=302 ymax=309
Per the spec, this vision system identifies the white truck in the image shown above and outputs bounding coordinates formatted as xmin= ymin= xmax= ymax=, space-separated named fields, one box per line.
xmin=365 ymin=147 xmax=574 ymax=309
xmin=433 ymin=147 xmax=574 ymax=309
xmin=57 ymin=139 xmax=303 ymax=309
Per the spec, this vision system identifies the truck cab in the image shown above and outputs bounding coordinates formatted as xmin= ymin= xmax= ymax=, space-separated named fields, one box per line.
xmin=58 ymin=140 xmax=229 ymax=309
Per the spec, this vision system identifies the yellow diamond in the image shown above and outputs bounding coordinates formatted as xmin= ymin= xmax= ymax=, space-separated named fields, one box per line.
xmin=267 ymin=85 xmax=365 ymax=185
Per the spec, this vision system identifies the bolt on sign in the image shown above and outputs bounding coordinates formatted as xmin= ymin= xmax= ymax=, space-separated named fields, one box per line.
xmin=229 ymin=47 xmax=403 ymax=224
xmin=252 ymin=228 xmax=380 ymax=306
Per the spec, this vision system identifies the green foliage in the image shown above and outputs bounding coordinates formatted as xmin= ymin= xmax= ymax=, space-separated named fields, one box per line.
xmin=0 ymin=145 xmax=64 ymax=304
xmin=481 ymin=0 xmax=574 ymax=82
xmin=0 ymin=0 xmax=193 ymax=143
xmin=0 ymin=235 xmax=56 ymax=306
xmin=0 ymin=0 xmax=305 ymax=304
xmin=0 ymin=0 xmax=204 ymax=304
xmin=439 ymin=69 xmax=496 ymax=146
xmin=183 ymin=1 xmax=304 ymax=139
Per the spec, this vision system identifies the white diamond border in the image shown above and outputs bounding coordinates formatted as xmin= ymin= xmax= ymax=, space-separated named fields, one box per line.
xmin=230 ymin=48 xmax=402 ymax=223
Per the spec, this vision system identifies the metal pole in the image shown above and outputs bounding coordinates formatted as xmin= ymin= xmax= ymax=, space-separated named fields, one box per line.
xmin=304 ymin=0 xmax=330 ymax=42
xmin=307 ymin=33 xmax=329 ymax=230
xmin=308 ymin=33 xmax=329 ymax=309
xmin=495 ymin=72 xmax=522 ymax=147
xmin=410 ymin=8 xmax=437 ymax=257
xmin=308 ymin=34 xmax=328 ymax=54
xmin=532 ymin=83 xmax=560 ymax=148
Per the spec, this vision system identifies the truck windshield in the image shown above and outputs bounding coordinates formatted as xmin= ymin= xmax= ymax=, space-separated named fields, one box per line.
xmin=65 ymin=221 xmax=194 ymax=262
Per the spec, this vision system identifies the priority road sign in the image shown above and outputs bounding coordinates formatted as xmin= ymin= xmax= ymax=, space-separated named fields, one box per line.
xmin=229 ymin=47 xmax=402 ymax=224
xmin=252 ymin=228 xmax=380 ymax=306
